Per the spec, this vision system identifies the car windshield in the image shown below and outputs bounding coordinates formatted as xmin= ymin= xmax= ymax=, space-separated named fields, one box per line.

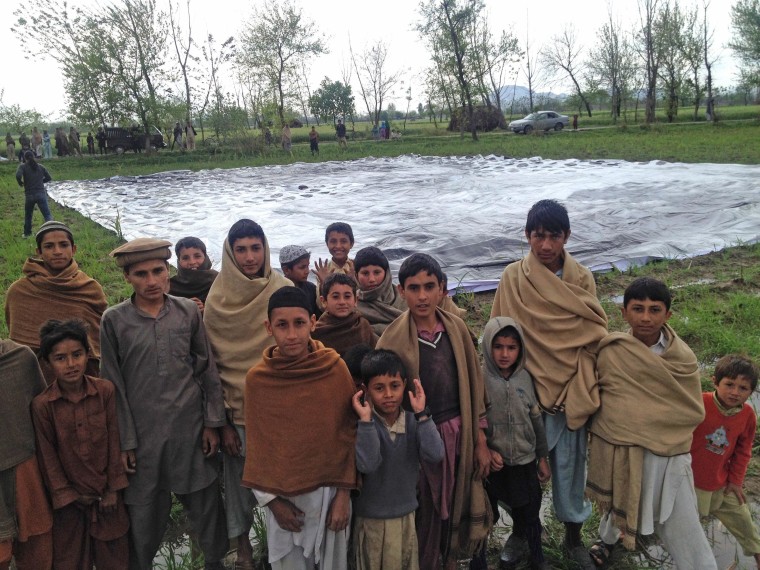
xmin=524 ymin=113 xmax=538 ymax=120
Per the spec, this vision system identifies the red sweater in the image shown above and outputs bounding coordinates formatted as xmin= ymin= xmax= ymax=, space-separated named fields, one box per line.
xmin=690 ymin=392 xmax=756 ymax=491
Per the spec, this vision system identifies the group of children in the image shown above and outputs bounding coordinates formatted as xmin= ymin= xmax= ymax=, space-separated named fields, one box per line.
xmin=2 ymin=200 xmax=760 ymax=570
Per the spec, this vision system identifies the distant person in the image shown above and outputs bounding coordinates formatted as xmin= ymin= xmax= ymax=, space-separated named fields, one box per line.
xmin=336 ymin=119 xmax=347 ymax=149
xmin=169 ymin=236 xmax=219 ymax=314
xmin=42 ymin=130 xmax=52 ymax=159
xmin=309 ymin=126 xmax=319 ymax=156
xmin=68 ymin=128 xmax=82 ymax=157
xmin=16 ymin=151 xmax=53 ymax=238
xmin=5 ymin=132 xmax=15 ymax=160
xmin=172 ymin=122 xmax=183 ymax=150
xmin=86 ymin=132 xmax=95 ymax=155
xmin=19 ymin=131 xmax=31 ymax=159
xmin=379 ymin=121 xmax=386 ymax=139
xmin=185 ymin=120 xmax=197 ymax=151
xmin=31 ymin=127 xmax=42 ymax=158
xmin=572 ymin=114 xmax=578 ymax=130
xmin=281 ymin=124 xmax=292 ymax=155
xmin=96 ymin=127 xmax=107 ymax=155
xmin=265 ymin=127 xmax=273 ymax=146
xmin=130 ymin=124 xmax=142 ymax=153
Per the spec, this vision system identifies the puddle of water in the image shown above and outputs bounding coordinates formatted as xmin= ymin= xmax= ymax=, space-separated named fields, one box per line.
xmin=47 ymin=155 xmax=760 ymax=290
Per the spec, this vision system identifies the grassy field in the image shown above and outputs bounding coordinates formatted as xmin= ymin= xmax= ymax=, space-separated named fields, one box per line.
xmin=3 ymin=116 xmax=760 ymax=568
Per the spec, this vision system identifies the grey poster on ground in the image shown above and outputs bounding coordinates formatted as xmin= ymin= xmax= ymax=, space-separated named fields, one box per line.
xmin=47 ymin=155 xmax=760 ymax=292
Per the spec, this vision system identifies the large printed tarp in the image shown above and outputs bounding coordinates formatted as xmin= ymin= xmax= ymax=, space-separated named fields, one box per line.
xmin=48 ymin=155 xmax=760 ymax=291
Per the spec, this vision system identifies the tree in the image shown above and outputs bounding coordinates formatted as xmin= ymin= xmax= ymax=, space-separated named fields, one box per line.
xmin=702 ymin=1 xmax=718 ymax=120
xmin=350 ymin=40 xmax=402 ymax=127
xmin=198 ymin=34 xmax=236 ymax=140
xmin=542 ymin=26 xmax=592 ymax=117
xmin=417 ymin=0 xmax=484 ymax=141
xmin=238 ymin=0 xmax=326 ymax=126
xmin=169 ymin=0 xmax=196 ymax=123
xmin=0 ymin=99 xmax=47 ymax=134
xmin=309 ymin=78 xmax=355 ymax=126
xmin=637 ymin=0 xmax=664 ymax=123
xmin=729 ymin=0 xmax=760 ymax=72
xmin=655 ymin=1 xmax=693 ymax=122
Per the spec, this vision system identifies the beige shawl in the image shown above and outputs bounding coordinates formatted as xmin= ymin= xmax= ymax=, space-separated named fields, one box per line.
xmin=490 ymin=251 xmax=608 ymax=429
xmin=356 ymin=271 xmax=407 ymax=336
xmin=586 ymin=326 xmax=705 ymax=549
xmin=377 ymin=308 xmax=491 ymax=559
xmin=203 ymin=236 xmax=291 ymax=424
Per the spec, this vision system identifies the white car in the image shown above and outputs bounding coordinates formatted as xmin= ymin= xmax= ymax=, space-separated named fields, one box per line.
xmin=508 ymin=111 xmax=569 ymax=134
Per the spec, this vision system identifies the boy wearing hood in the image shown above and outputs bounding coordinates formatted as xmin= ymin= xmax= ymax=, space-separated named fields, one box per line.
xmin=482 ymin=317 xmax=550 ymax=570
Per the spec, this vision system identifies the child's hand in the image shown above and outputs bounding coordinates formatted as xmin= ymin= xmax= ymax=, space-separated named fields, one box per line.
xmin=724 ymin=482 xmax=746 ymax=504
xmin=220 ymin=425 xmax=243 ymax=457
xmin=489 ymin=449 xmax=504 ymax=472
xmin=269 ymin=497 xmax=305 ymax=532
xmin=537 ymin=457 xmax=551 ymax=484
xmin=311 ymin=258 xmax=331 ymax=283
xmin=473 ymin=430 xmax=491 ymax=480
xmin=202 ymin=427 xmax=220 ymax=457
xmin=99 ymin=491 xmax=118 ymax=513
xmin=352 ymin=390 xmax=372 ymax=422
xmin=408 ymin=379 xmax=426 ymax=414
xmin=121 ymin=450 xmax=136 ymax=474
xmin=191 ymin=297 xmax=205 ymax=313
xmin=326 ymin=489 xmax=350 ymax=531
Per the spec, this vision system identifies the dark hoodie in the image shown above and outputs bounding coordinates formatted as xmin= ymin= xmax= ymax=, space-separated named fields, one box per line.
xmin=482 ymin=316 xmax=548 ymax=466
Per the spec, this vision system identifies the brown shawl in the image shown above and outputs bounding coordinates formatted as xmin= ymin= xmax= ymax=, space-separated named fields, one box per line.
xmin=242 ymin=340 xmax=357 ymax=496
xmin=439 ymin=294 xmax=467 ymax=319
xmin=312 ymin=311 xmax=378 ymax=357
xmin=377 ymin=308 xmax=491 ymax=559
xmin=356 ymin=271 xmax=407 ymax=335
xmin=586 ymin=325 xmax=705 ymax=549
xmin=204 ymin=237 xmax=291 ymax=424
xmin=169 ymin=256 xmax=218 ymax=303
xmin=0 ymin=340 xmax=47 ymax=541
xmin=490 ymin=251 xmax=608 ymax=429
xmin=5 ymin=258 xmax=107 ymax=359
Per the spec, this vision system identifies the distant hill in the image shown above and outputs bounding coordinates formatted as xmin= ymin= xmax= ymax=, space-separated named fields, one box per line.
xmin=497 ymin=85 xmax=569 ymax=106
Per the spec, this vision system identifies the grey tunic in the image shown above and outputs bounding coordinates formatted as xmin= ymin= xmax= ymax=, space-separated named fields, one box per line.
xmin=100 ymin=294 xmax=226 ymax=504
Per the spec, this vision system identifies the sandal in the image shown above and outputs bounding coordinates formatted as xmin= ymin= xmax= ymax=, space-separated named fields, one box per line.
xmin=563 ymin=540 xmax=595 ymax=570
xmin=588 ymin=539 xmax=617 ymax=568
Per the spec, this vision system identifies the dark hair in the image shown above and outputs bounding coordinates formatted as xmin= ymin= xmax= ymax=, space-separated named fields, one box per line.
xmin=321 ymin=272 xmax=357 ymax=298
xmin=39 ymin=319 xmax=91 ymax=361
xmin=398 ymin=253 xmax=443 ymax=287
xmin=714 ymin=354 xmax=759 ymax=391
xmin=623 ymin=277 xmax=672 ymax=311
xmin=353 ymin=246 xmax=389 ymax=274
xmin=228 ymin=219 xmax=265 ymax=248
xmin=492 ymin=326 xmax=523 ymax=364
xmin=525 ymin=199 xmax=570 ymax=236
xmin=325 ymin=222 xmax=354 ymax=245
xmin=343 ymin=343 xmax=373 ymax=383
xmin=36 ymin=228 xmax=75 ymax=250
xmin=267 ymin=285 xmax=312 ymax=319
xmin=361 ymin=349 xmax=408 ymax=385
xmin=24 ymin=151 xmax=38 ymax=170
xmin=175 ymin=236 xmax=208 ymax=258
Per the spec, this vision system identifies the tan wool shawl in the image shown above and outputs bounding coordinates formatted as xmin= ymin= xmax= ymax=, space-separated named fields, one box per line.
xmin=5 ymin=258 xmax=107 ymax=359
xmin=586 ymin=325 xmax=705 ymax=549
xmin=377 ymin=308 xmax=491 ymax=559
xmin=312 ymin=310 xmax=378 ymax=357
xmin=242 ymin=340 xmax=357 ymax=496
xmin=356 ymin=271 xmax=407 ymax=336
xmin=203 ymin=237 xmax=291 ymax=424
xmin=490 ymin=251 xmax=608 ymax=429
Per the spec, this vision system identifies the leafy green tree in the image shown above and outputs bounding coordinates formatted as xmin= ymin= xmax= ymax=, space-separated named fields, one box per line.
xmin=309 ymin=78 xmax=355 ymax=125
xmin=350 ymin=40 xmax=402 ymax=127
xmin=730 ymin=0 xmax=760 ymax=81
xmin=0 ymin=101 xmax=47 ymax=134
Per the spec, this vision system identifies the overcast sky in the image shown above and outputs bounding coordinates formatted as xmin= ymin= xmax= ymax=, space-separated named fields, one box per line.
xmin=2 ymin=0 xmax=739 ymax=121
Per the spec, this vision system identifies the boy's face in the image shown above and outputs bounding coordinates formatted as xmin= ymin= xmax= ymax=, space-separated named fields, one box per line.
xmin=714 ymin=375 xmax=754 ymax=409
xmin=47 ymin=338 xmax=88 ymax=388
xmin=178 ymin=247 xmax=205 ymax=270
xmin=326 ymin=231 xmax=352 ymax=265
xmin=621 ymin=297 xmax=672 ymax=346
xmin=492 ymin=334 xmax=520 ymax=376
xmin=37 ymin=230 xmax=76 ymax=275
xmin=282 ymin=257 xmax=310 ymax=284
xmin=356 ymin=264 xmax=385 ymax=291
xmin=366 ymin=372 xmax=405 ymax=423
xmin=322 ymin=283 xmax=356 ymax=318
xmin=124 ymin=259 xmax=169 ymax=304
xmin=265 ymin=306 xmax=316 ymax=360
xmin=525 ymin=226 xmax=569 ymax=273
xmin=232 ymin=236 xmax=265 ymax=278
xmin=399 ymin=270 xmax=443 ymax=322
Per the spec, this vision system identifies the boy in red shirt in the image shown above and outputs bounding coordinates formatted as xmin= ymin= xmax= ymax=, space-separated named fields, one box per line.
xmin=691 ymin=354 xmax=760 ymax=568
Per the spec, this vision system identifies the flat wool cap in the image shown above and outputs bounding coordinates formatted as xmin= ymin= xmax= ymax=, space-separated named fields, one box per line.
xmin=110 ymin=238 xmax=172 ymax=268
xmin=279 ymin=245 xmax=310 ymax=265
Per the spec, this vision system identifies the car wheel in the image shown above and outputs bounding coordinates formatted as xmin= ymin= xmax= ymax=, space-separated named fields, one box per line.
xmin=114 ymin=145 xmax=125 ymax=155
xmin=523 ymin=125 xmax=533 ymax=135
xmin=554 ymin=122 xmax=564 ymax=131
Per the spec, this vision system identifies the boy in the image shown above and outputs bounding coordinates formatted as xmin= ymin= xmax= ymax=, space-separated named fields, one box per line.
xmin=313 ymin=273 xmax=377 ymax=357
xmin=691 ymin=355 xmax=760 ymax=568
xmin=0 ymin=339 xmax=53 ymax=570
xmin=312 ymin=221 xmax=355 ymax=285
xmin=309 ymin=126 xmax=319 ymax=156
xmin=351 ymin=349 xmax=444 ymax=570
xmin=5 ymin=220 xmax=108 ymax=380
xmin=279 ymin=245 xmax=321 ymax=319
xmin=100 ymin=238 xmax=228 ymax=570
xmin=482 ymin=317 xmax=551 ymax=570
xmin=203 ymin=219 xmax=292 ymax=568
xmin=354 ymin=246 xmax=407 ymax=335
xmin=169 ymin=236 xmax=219 ymax=313
xmin=490 ymin=199 xmax=607 ymax=568
xmin=242 ymin=286 xmax=357 ymax=570
xmin=586 ymin=277 xmax=714 ymax=569
xmin=377 ymin=253 xmax=491 ymax=569
xmin=32 ymin=319 xmax=129 ymax=570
